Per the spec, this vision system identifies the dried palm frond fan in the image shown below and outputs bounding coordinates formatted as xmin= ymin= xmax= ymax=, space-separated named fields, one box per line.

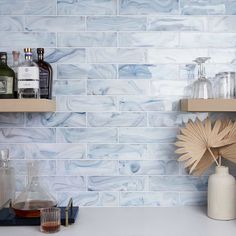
xmin=175 ymin=118 xmax=236 ymax=175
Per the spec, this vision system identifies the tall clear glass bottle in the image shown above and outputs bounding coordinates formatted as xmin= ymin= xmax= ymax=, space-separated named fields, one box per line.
xmin=11 ymin=51 xmax=20 ymax=98
xmin=36 ymin=48 xmax=53 ymax=99
xmin=0 ymin=52 xmax=15 ymax=99
xmin=17 ymin=48 xmax=40 ymax=99
xmin=0 ymin=149 xmax=15 ymax=207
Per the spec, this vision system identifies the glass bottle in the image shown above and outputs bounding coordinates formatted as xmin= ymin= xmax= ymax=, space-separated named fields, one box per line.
xmin=0 ymin=52 xmax=15 ymax=99
xmin=36 ymin=48 xmax=53 ymax=99
xmin=12 ymin=161 xmax=57 ymax=218
xmin=0 ymin=149 xmax=15 ymax=207
xmin=17 ymin=48 xmax=40 ymax=99
xmin=192 ymin=57 xmax=213 ymax=99
xmin=11 ymin=51 xmax=20 ymax=98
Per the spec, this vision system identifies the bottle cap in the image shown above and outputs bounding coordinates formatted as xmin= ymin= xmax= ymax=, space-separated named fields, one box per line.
xmin=37 ymin=48 xmax=44 ymax=54
xmin=24 ymin=48 xmax=32 ymax=53
xmin=0 ymin=52 xmax=7 ymax=61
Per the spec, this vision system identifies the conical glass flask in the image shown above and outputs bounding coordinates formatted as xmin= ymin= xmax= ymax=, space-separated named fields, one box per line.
xmin=12 ymin=161 xmax=57 ymax=218
xmin=192 ymin=57 xmax=213 ymax=99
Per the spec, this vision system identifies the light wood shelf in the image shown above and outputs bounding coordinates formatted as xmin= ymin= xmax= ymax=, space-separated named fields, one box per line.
xmin=181 ymin=99 xmax=236 ymax=112
xmin=0 ymin=99 xmax=56 ymax=112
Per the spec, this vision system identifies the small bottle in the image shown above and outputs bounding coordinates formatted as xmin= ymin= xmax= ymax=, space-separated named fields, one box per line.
xmin=18 ymin=48 xmax=40 ymax=99
xmin=11 ymin=51 xmax=20 ymax=98
xmin=36 ymin=48 xmax=53 ymax=99
xmin=0 ymin=52 xmax=16 ymax=99
xmin=0 ymin=149 xmax=15 ymax=207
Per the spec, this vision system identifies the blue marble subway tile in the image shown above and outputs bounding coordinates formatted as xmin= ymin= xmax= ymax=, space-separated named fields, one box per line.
xmin=57 ymin=96 xmax=117 ymax=112
xmin=57 ymin=128 xmax=117 ymax=143
xmin=149 ymin=176 xmax=208 ymax=191
xmin=87 ymin=144 xmax=147 ymax=160
xmin=57 ymin=64 xmax=117 ymax=80
xmin=0 ymin=113 xmax=25 ymax=127
xmin=119 ymin=0 xmax=179 ymax=15
xmin=148 ymin=16 xmax=208 ymax=31
xmin=119 ymin=127 xmax=179 ymax=143
xmin=148 ymin=112 xmax=208 ymax=127
xmin=87 ymin=176 xmax=147 ymax=191
xmin=53 ymin=80 xmax=86 ymax=95
xmin=45 ymin=48 xmax=86 ymax=64
xmin=147 ymin=48 xmax=208 ymax=64
xmin=25 ymin=16 xmax=85 ymax=32
xmin=87 ymin=16 xmax=147 ymax=31
xmin=1 ymin=144 xmax=25 ymax=160
xmin=120 ymin=192 xmax=179 ymax=206
xmin=26 ymin=112 xmax=86 ymax=128
xmin=0 ymin=32 xmax=56 ymax=47
xmin=87 ymin=112 xmax=147 ymax=127
xmin=203 ymin=64 xmax=236 ymax=79
xmin=119 ymin=160 xmax=179 ymax=175
xmin=209 ymin=16 xmax=236 ymax=32
xmin=0 ymin=128 xmax=56 ymax=143
xmin=57 ymin=0 xmax=117 ymax=15
xmin=0 ymin=16 xmax=24 ymax=31
xmin=87 ymin=80 xmax=149 ymax=95
xmin=179 ymin=192 xmax=207 ymax=206
xmin=118 ymin=64 xmax=179 ymax=80
xmin=119 ymin=96 xmax=180 ymax=111
xmin=0 ymin=0 xmax=56 ymax=15
xmin=180 ymin=0 xmax=236 ymax=15
xmin=118 ymin=32 xmax=178 ymax=47
xmin=180 ymin=33 xmax=236 ymax=48
xmin=208 ymin=49 xmax=236 ymax=63
xmin=39 ymin=176 xmax=86 ymax=191
xmin=57 ymin=160 xmax=117 ymax=175
xmin=24 ymin=143 xmax=86 ymax=159
xmin=150 ymin=80 xmax=187 ymax=97
xmin=147 ymin=143 xmax=178 ymax=160
xmin=87 ymin=48 xmax=146 ymax=63
xmin=58 ymin=32 xmax=117 ymax=47
xmin=13 ymin=160 xmax=56 ymax=175
xmin=57 ymin=191 xmax=119 ymax=207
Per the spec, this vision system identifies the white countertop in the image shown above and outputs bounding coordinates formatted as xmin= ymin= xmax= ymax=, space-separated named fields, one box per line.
xmin=0 ymin=206 xmax=235 ymax=236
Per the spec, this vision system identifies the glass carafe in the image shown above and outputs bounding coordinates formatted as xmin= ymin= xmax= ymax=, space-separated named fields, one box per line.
xmin=0 ymin=149 xmax=15 ymax=207
xmin=12 ymin=161 xmax=57 ymax=218
xmin=192 ymin=57 xmax=213 ymax=99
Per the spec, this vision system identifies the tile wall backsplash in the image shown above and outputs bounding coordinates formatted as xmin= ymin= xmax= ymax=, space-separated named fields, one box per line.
xmin=1 ymin=0 xmax=236 ymax=207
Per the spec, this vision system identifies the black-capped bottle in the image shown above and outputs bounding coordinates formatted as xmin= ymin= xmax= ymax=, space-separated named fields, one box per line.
xmin=36 ymin=48 xmax=53 ymax=99
xmin=18 ymin=48 xmax=40 ymax=99
xmin=0 ymin=52 xmax=16 ymax=99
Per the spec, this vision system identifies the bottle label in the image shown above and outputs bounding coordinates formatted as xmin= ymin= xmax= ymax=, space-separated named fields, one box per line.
xmin=0 ymin=76 xmax=13 ymax=94
xmin=18 ymin=67 xmax=39 ymax=81
xmin=18 ymin=80 xmax=39 ymax=89
xmin=39 ymin=68 xmax=49 ymax=95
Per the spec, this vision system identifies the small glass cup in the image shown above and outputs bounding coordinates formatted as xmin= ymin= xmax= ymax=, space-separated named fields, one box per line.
xmin=40 ymin=207 xmax=61 ymax=234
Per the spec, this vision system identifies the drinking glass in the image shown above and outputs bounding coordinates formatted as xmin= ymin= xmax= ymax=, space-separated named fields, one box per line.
xmin=215 ymin=72 xmax=235 ymax=99
xmin=40 ymin=207 xmax=61 ymax=233
xmin=192 ymin=57 xmax=213 ymax=99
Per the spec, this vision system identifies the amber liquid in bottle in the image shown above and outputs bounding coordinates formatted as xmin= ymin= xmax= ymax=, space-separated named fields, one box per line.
xmin=36 ymin=48 xmax=53 ymax=99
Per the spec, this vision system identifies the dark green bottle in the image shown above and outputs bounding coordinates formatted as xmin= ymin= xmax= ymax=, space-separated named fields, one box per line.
xmin=0 ymin=52 xmax=15 ymax=99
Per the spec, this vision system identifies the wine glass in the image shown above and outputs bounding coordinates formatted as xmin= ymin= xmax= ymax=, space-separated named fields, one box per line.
xmin=192 ymin=57 xmax=213 ymax=99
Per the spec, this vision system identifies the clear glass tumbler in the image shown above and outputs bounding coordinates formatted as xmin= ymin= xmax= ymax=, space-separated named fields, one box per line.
xmin=215 ymin=72 xmax=235 ymax=99
xmin=40 ymin=207 xmax=61 ymax=233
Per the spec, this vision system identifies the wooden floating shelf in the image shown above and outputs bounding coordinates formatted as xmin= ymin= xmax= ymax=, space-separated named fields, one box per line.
xmin=181 ymin=99 xmax=236 ymax=112
xmin=0 ymin=99 xmax=56 ymax=112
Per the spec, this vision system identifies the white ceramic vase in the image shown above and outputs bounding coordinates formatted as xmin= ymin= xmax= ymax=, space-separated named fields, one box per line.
xmin=208 ymin=166 xmax=236 ymax=220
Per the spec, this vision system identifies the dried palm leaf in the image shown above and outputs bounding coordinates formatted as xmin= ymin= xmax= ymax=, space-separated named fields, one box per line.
xmin=175 ymin=118 xmax=236 ymax=175
xmin=219 ymin=143 xmax=236 ymax=164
